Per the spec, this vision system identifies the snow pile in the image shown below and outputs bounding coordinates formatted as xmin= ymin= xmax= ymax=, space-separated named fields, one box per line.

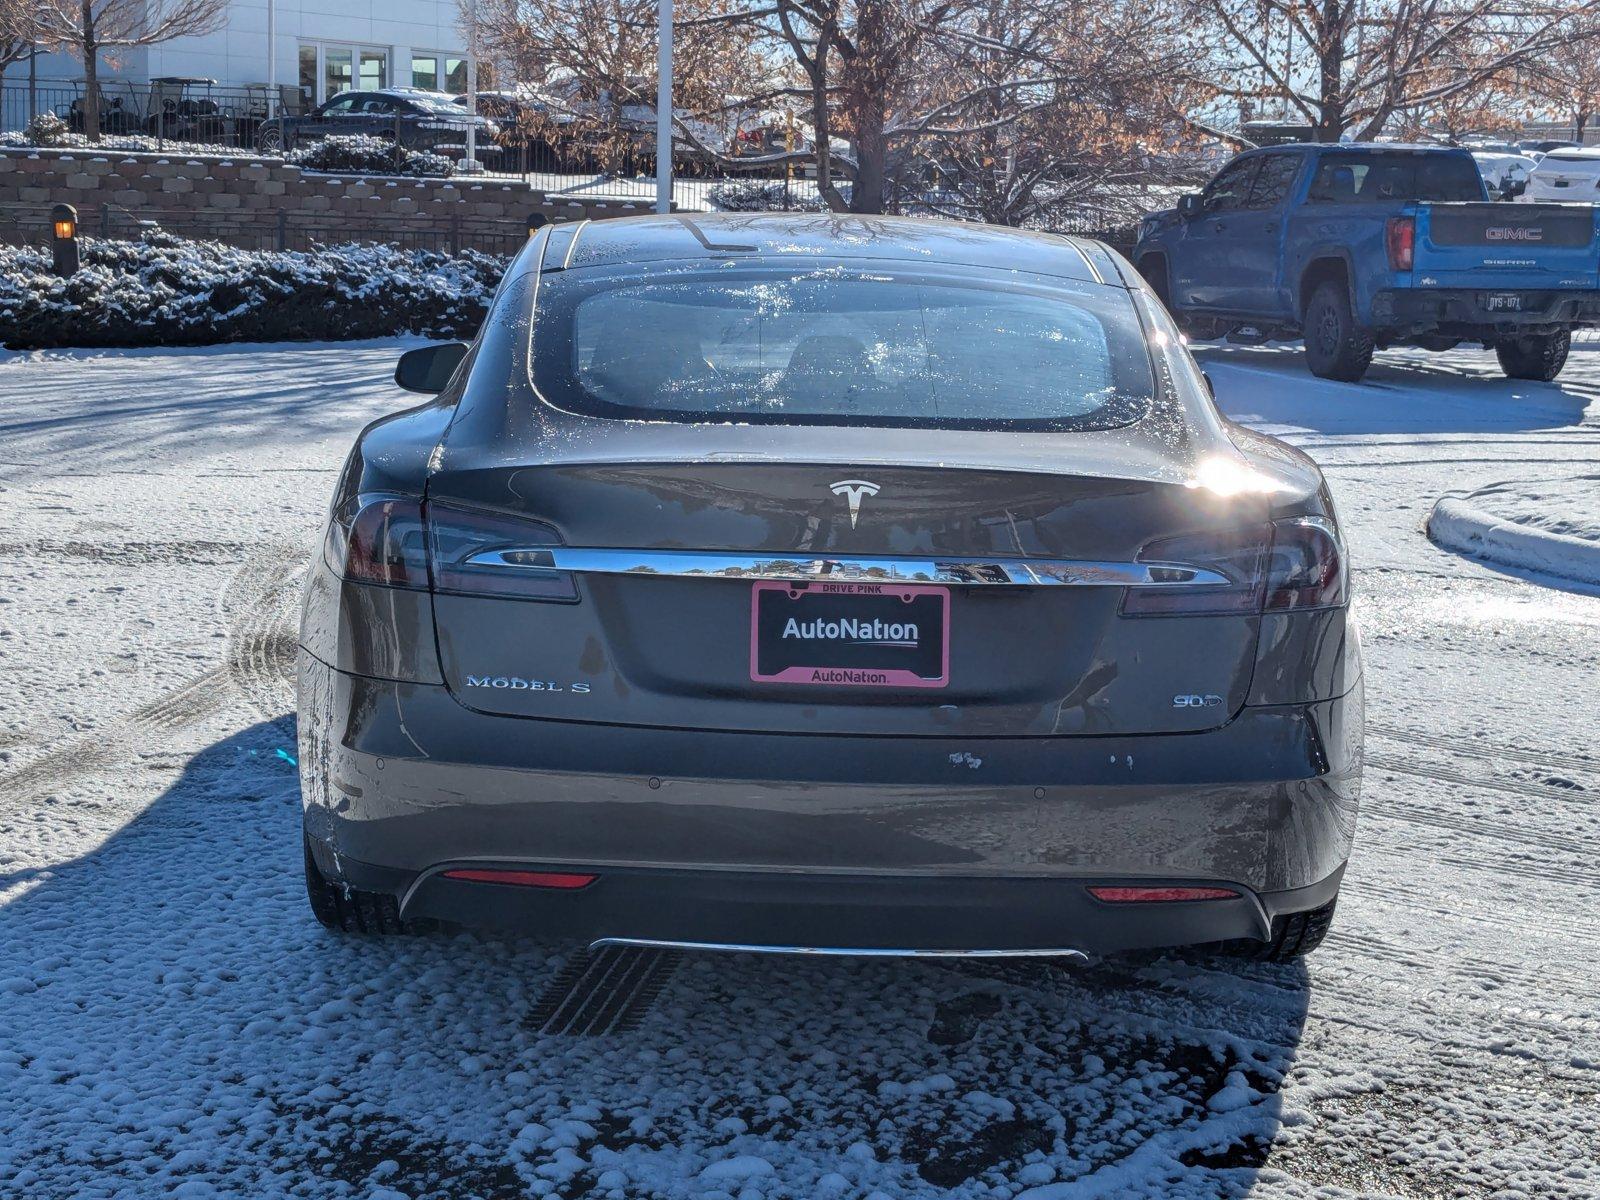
xmin=1428 ymin=474 xmax=1600 ymax=586
xmin=287 ymin=134 xmax=456 ymax=179
xmin=0 ymin=229 xmax=506 ymax=349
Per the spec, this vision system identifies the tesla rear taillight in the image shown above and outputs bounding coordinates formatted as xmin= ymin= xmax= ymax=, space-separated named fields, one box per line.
xmin=1122 ymin=517 xmax=1345 ymax=617
xmin=1120 ymin=526 xmax=1271 ymax=616
xmin=441 ymin=868 xmax=596 ymax=888
xmin=1263 ymin=517 xmax=1347 ymax=610
xmin=1088 ymin=885 xmax=1237 ymax=903
xmin=425 ymin=502 xmax=578 ymax=602
xmin=326 ymin=497 xmax=430 ymax=588
xmin=1385 ymin=216 xmax=1415 ymax=270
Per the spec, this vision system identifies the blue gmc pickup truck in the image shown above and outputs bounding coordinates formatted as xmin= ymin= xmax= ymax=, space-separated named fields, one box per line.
xmin=1133 ymin=143 xmax=1600 ymax=381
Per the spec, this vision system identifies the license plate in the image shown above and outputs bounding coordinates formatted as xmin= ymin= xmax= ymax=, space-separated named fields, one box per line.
xmin=749 ymin=580 xmax=949 ymax=688
xmin=1484 ymin=293 xmax=1523 ymax=312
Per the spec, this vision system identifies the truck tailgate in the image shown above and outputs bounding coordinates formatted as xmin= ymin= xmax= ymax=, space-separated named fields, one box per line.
xmin=1413 ymin=203 xmax=1600 ymax=288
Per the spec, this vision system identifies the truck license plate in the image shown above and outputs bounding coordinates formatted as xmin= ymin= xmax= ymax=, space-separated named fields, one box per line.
xmin=1484 ymin=293 xmax=1523 ymax=312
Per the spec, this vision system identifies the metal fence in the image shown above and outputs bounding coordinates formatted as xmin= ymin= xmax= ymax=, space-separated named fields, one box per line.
xmin=2 ymin=80 xmax=284 ymax=153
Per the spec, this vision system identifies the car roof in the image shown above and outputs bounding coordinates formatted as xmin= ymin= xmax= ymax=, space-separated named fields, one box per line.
xmin=556 ymin=213 xmax=1128 ymax=286
xmin=1245 ymin=142 xmax=1472 ymax=155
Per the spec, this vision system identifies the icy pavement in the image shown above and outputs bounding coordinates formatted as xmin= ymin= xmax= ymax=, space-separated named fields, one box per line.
xmin=1 ymin=339 xmax=1598 ymax=1198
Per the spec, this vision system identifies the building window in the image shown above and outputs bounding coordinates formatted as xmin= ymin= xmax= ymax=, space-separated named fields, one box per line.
xmin=411 ymin=54 xmax=438 ymax=91
xmin=444 ymin=57 xmax=467 ymax=94
xmin=359 ymin=50 xmax=387 ymax=91
xmin=301 ymin=42 xmax=392 ymax=103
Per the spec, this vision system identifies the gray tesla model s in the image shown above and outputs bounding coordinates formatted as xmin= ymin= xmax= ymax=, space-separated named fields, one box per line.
xmin=297 ymin=213 xmax=1362 ymax=962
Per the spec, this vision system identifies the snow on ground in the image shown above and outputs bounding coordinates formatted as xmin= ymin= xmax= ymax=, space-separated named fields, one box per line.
xmin=1 ymin=338 xmax=1598 ymax=1198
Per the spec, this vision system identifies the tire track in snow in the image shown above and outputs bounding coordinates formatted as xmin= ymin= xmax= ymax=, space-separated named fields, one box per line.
xmin=0 ymin=547 xmax=305 ymax=805
xmin=1369 ymin=724 xmax=1599 ymax=776
xmin=1367 ymin=754 xmax=1595 ymax=805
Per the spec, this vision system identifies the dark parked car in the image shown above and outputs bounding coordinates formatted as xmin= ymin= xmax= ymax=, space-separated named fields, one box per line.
xmin=298 ymin=213 xmax=1362 ymax=964
xmin=256 ymin=87 xmax=497 ymax=158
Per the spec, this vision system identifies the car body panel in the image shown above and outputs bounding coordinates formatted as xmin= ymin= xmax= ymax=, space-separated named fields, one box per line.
xmin=298 ymin=213 xmax=1362 ymax=954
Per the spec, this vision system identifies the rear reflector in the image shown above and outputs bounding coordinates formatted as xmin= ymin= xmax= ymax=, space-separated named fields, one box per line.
xmin=441 ymin=869 xmax=597 ymax=889
xmin=1088 ymin=885 xmax=1238 ymax=903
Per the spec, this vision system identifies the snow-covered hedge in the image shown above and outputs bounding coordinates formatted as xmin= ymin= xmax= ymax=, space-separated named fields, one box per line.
xmin=0 ymin=229 xmax=506 ymax=350
xmin=0 ymin=112 xmax=254 ymax=157
xmin=287 ymin=134 xmax=455 ymax=178
xmin=709 ymin=178 xmax=845 ymax=212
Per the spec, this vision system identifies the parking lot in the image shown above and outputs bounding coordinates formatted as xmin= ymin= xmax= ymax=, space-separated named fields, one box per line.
xmin=1 ymin=338 xmax=1596 ymax=1198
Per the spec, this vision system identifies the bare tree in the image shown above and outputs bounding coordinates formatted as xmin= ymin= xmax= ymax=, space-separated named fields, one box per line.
xmin=1390 ymin=65 xmax=1521 ymax=143
xmin=0 ymin=0 xmax=37 ymax=88
xmin=906 ymin=0 xmax=1206 ymax=225
xmin=1523 ymin=13 xmax=1600 ymax=139
xmin=21 ymin=0 xmax=228 ymax=140
xmin=677 ymin=0 xmax=1199 ymax=215
xmin=470 ymin=0 xmax=766 ymax=175
xmin=1185 ymin=0 xmax=1599 ymax=142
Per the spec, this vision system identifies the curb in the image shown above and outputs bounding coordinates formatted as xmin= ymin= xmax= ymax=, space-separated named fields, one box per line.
xmin=1427 ymin=496 xmax=1600 ymax=587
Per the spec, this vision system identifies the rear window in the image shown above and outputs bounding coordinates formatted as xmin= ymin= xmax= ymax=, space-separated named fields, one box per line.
xmin=529 ymin=264 xmax=1156 ymax=430
xmin=1306 ymin=152 xmax=1484 ymax=203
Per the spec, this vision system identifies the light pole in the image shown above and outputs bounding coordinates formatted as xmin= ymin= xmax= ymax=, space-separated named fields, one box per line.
xmin=266 ymin=0 xmax=277 ymax=119
xmin=463 ymin=0 xmax=482 ymax=173
xmin=656 ymin=0 xmax=672 ymax=214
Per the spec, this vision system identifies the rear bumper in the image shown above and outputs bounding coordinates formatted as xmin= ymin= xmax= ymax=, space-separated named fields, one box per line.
xmin=297 ymin=652 xmax=1362 ymax=953
xmin=313 ymin=844 xmax=1346 ymax=955
xmin=1372 ymin=287 xmax=1600 ymax=337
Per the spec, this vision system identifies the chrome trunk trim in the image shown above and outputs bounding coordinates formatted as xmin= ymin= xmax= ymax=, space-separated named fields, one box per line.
xmin=464 ymin=548 xmax=1229 ymax=588
xmin=589 ymin=937 xmax=1090 ymax=961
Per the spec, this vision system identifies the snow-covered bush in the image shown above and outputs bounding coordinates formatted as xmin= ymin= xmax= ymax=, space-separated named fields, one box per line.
xmin=20 ymin=111 xmax=72 ymax=147
xmin=0 ymin=127 xmax=255 ymax=156
xmin=0 ymin=228 xmax=506 ymax=350
xmin=287 ymin=134 xmax=456 ymax=179
xmin=708 ymin=178 xmax=845 ymax=212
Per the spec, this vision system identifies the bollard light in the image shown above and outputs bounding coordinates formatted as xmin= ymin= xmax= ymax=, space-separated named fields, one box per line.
xmin=51 ymin=202 xmax=80 ymax=277
xmin=528 ymin=210 xmax=549 ymax=238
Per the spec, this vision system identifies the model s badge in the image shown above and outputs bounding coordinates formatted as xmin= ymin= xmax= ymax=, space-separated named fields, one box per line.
xmin=830 ymin=479 xmax=880 ymax=528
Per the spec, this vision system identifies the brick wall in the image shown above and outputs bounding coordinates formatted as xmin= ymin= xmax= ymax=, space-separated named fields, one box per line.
xmin=0 ymin=148 xmax=654 ymax=254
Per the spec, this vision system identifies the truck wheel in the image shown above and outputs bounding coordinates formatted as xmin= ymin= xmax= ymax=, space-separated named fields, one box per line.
xmin=1495 ymin=331 xmax=1570 ymax=382
xmin=1303 ymin=282 xmax=1374 ymax=382
xmin=1138 ymin=255 xmax=1174 ymax=306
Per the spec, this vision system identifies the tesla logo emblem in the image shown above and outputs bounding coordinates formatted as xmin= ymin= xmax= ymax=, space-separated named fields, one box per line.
xmin=829 ymin=479 xmax=880 ymax=527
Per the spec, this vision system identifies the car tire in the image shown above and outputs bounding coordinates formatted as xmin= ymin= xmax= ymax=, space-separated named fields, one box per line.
xmin=1138 ymin=255 xmax=1172 ymax=307
xmin=1218 ymin=897 xmax=1337 ymax=962
xmin=1495 ymin=330 xmax=1570 ymax=381
xmin=257 ymin=123 xmax=284 ymax=154
xmin=1303 ymin=281 xmax=1374 ymax=381
xmin=303 ymin=832 xmax=417 ymax=935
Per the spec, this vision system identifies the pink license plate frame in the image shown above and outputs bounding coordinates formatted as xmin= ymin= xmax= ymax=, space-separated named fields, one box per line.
xmin=748 ymin=580 xmax=951 ymax=688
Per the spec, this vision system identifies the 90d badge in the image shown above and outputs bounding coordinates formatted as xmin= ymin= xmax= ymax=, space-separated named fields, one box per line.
xmin=1172 ymin=693 xmax=1224 ymax=708
xmin=466 ymin=676 xmax=591 ymax=693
